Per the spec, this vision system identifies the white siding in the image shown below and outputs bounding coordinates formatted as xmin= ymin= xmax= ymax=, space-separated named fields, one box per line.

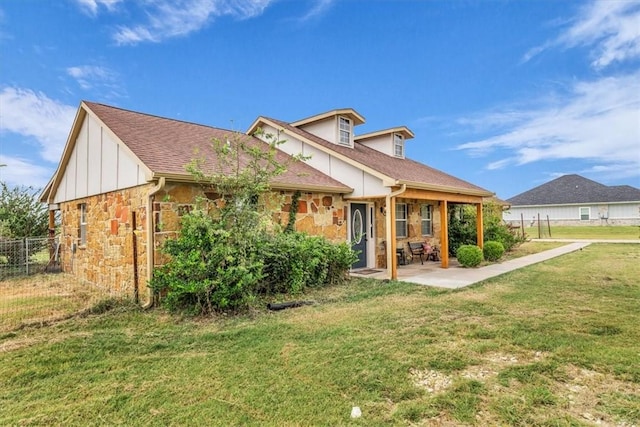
xmin=302 ymin=144 xmax=331 ymax=176
xmin=357 ymin=134 xmax=392 ymax=156
xmin=87 ymin=118 xmax=102 ymax=195
xmin=53 ymin=114 xmax=147 ymax=203
xmin=260 ymin=124 xmax=389 ymax=197
xmin=101 ymin=130 xmax=118 ymax=193
xmin=298 ymin=118 xmax=337 ymax=145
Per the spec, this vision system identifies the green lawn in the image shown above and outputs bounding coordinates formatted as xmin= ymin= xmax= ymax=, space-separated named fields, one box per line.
xmin=524 ymin=225 xmax=640 ymax=240
xmin=1 ymin=244 xmax=639 ymax=426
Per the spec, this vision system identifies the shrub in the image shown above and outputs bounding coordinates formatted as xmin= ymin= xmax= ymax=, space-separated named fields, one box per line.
xmin=150 ymin=210 xmax=264 ymax=314
xmin=483 ymin=241 xmax=505 ymax=261
xmin=260 ymin=232 xmax=356 ymax=295
xmin=456 ymin=245 xmax=483 ymax=267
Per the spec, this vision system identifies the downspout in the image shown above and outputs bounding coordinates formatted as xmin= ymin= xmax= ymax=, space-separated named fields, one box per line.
xmin=143 ymin=177 xmax=166 ymax=309
xmin=385 ymin=184 xmax=406 ymax=280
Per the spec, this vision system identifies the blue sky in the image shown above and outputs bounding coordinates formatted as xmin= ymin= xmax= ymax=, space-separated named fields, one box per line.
xmin=1 ymin=0 xmax=639 ymax=199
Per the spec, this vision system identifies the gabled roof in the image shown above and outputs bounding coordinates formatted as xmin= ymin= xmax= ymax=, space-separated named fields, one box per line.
xmin=253 ymin=117 xmax=493 ymax=197
xmin=355 ymin=126 xmax=415 ymax=141
xmin=507 ymin=174 xmax=640 ymax=206
xmin=42 ymin=102 xmax=351 ymax=201
xmin=291 ymin=108 xmax=365 ymax=127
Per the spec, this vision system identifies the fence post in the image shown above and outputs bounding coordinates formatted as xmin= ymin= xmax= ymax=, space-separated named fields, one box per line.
xmin=25 ymin=238 xmax=29 ymax=275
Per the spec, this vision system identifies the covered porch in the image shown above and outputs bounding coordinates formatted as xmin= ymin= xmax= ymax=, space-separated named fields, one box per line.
xmin=347 ymin=185 xmax=487 ymax=280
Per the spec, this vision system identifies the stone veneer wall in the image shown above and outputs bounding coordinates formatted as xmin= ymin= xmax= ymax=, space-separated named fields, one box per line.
xmin=279 ymin=191 xmax=348 ymax=242
xmin=59 ymin=183 xmax=350 ymax=300
xmin=59 ymin=184 xmax=152 ymax=300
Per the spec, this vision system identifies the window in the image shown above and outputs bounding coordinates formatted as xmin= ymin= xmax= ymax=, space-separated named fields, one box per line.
xmin=421 ymin=204 xmax=432 ymax=236
xmin=396 ymin=203 xmax=407 ymax=238
xmin=339 ymin=116 xmax=351 ymax=145
xmin=394 ymin=133 xmax=404 ymax=157
xmin=79 ymin=203 xmax=87 ymax=245
xmin=579 ymin=207 xmax=590 ymax=221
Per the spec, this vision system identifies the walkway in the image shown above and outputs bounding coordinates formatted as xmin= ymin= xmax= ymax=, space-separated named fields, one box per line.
xmin=396 ymin=239 xmax=640 ymax=289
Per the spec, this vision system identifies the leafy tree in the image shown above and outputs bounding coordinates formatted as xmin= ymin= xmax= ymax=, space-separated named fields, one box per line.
xmin=150 ymin=130 xmax=355 ymax=314
xmin=447 ymin=201 xmax=524 ymax=257
xmin=0 ymin=182 xmax=49 ymax=238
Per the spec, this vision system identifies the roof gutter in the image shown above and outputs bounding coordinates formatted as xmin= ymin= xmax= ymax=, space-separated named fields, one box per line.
xmin=144 ymin=177 xmax=166 ymax=309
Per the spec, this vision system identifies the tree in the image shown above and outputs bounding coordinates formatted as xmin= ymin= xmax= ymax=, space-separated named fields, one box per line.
xmin=150 ymin=130 xmax=355 ymax=314
xmin=0 ymin=182 xmax=49 ymax=238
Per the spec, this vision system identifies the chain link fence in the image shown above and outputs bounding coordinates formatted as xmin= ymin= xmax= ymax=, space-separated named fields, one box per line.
xmin=0 ymin=237 xmax=129 ymax=333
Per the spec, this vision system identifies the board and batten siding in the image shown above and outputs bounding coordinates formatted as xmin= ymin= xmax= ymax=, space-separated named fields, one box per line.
xmin=262 ymin=124 xmax=388 ymax=198
xmin=54 ymin=113 xmax=147 ymax=204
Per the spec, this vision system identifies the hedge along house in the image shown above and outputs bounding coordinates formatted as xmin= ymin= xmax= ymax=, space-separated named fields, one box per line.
xmin=40 ymin=102 xmax=352 ymax=306
xmin=248 ymin=109 xmax=494 ymax=278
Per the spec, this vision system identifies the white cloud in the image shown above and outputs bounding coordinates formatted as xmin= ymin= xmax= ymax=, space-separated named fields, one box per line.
xmin=112 ymin=0 xmax=274 ymax=45
xmin=0 ymin=155 xmax=52 ymax=189
xmin=298 ymin=0 xmax=335 ymax=22
xmin=75 ymin=0 xmax=123 ymax=16
xmin=0 ymin=87 xmax=76 ymax=163
xmin=66 ymin=65 xmax=125 ymax=98
xmin=524 ymin=0 xmax=640 ymax=69
xmin=456 ymin=72 xmax=640 ymax=179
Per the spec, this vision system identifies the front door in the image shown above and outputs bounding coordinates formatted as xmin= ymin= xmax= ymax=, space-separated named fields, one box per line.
xmin=351 ymin=203 xmax=367 ymax=268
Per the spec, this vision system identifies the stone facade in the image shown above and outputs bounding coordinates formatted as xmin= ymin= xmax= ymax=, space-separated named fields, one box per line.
xmin=280 ymin=191 xmax=348 ymax=242
xmin=59 ymin=184 xmax=151 ymax=300
xmin=58 ymin=182 xmax=350 ymax=301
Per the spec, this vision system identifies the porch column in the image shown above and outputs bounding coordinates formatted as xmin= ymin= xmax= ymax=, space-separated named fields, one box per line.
xmin=440 ymin=200 xmax=449 ymax=268
xmin=476 ymin=203 xmax=484 ymax=248
xmin=390 ymin=196 xmax=398 ymax=279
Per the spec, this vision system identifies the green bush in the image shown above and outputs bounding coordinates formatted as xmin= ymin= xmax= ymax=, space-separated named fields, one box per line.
xmin=150 ymin=210 xmax=263 ymax=314
xmin=483 ymin=240 xmax=505 ymax=261
xmin=150 ymin=211 xmax=356 ymax=314
xmin=260 ymin=232 xmax=356 ymax=295
xmin=456 ymin=245 xmax=484 ymax=267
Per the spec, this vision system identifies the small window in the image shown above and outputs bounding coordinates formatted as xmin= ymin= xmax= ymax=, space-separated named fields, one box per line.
xmin=394 ymin=133 xmax=404 ymax=157
xmin=421 ymin=204 xmax=432 ymax=236
xmin=339 ymin=116 xmax=351 ymax=145
xmin=579 ymin=207 xmax=590 ymax=221
xmin=396 ymin=203 xmax=407 ymax=238
xmin=79 ymin=203 xmax=87 ymax=245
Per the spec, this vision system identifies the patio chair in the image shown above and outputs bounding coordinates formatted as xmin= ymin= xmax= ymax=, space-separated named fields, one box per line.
xmin=407 ymin=242 xmax=425 ymax=265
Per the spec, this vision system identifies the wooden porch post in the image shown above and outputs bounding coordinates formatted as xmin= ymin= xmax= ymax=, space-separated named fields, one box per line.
xmin=440 ymin=200 xmax=449 ymax=268
xmin=476 ymin=203 xmax=484 ymax=248
xmin=390 ymin=197 xmax=398 ymax=279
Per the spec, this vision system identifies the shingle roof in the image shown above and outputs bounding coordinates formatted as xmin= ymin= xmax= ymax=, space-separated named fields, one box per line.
xmin=264 ymin=117 xmax=493 ymax=196
xmin=507 ymin=174 xmax=640 ymax=206
xmin=83 ymin=102 xmax=351 ymax=192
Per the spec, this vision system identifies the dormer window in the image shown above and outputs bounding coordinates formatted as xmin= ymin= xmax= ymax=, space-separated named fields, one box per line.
xmin=394 ymin=133 xmax=404 ymax=157
xmin=339 ymin=117 xmax=352 ymax=146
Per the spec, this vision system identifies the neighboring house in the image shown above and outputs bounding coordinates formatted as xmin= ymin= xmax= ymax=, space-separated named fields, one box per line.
xmin=41 ymin=102 xmax=493 ymax=305
xmin=503 ymin=174 xmax=640 ymax=226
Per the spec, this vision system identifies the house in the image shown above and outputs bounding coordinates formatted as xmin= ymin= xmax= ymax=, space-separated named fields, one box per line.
xmin=40 ymin=102 xmax=493 ymax=305
xmin=503 ymin=174 xmax=640 ymax=226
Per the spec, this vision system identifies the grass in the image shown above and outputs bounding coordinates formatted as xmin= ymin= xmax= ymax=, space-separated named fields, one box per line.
xmin=1 ymin=243 xmax=639 ymax=425
xmin=0 ymin=274 xmax=117 ymax=332
xmin=524 ymin=225 xmax=640 ymax=240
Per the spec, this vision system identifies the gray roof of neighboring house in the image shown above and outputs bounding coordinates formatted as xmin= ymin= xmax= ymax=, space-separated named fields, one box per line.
xmin=507 ymin=174 xmax=640 ymax=206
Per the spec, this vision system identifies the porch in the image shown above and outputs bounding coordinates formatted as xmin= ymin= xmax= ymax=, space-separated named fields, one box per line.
xmin=350 ymin=256 xmax=463 ymax=284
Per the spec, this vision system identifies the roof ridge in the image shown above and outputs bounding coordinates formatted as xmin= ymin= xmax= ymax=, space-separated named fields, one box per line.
xmin=83 ymin=100 xmax=238 ymax=134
